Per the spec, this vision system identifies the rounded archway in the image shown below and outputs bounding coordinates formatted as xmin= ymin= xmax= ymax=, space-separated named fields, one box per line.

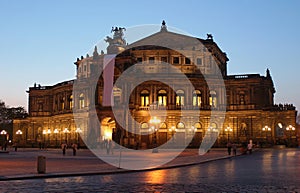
xmin=100 ymin=117 xmax=116 ymax=141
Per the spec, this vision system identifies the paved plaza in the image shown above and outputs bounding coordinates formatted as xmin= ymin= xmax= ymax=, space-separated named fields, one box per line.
xmin=1 ymin=148 xmax=300 ymax=192
xmin=0 ymin=147 xmax=232 ymax=180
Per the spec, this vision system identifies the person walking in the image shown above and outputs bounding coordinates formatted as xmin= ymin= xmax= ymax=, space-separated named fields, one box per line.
xmin=72 ymin=143 xmax=77 ymax=156
xmin=232 ymin=143 xmax=237 ymax=156
xmin=108 ymin=140 xmax=114 ymax=155
xmin=247 ymin=142 xmax=253 ymax=154
xmin=61 ymin=142 xmax=67 ymax=156
xmin=227 ymin=142 xmax=232 ymax=155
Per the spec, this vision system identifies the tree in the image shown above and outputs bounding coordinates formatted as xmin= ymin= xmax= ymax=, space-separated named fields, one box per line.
xmin=0 ymin=100 xmax=28 ymax=123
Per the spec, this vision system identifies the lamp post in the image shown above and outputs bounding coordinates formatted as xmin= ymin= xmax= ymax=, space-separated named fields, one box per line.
xmin=63 ymin=128 xmax=70 ymax=144
xmin=15 ymin=129 xmax=23 ymax=151
xmin=149 ymin=116 xmax=161 ymax=153
xmin=224 ymin=126 xmax=233 ymax=143
xmin=262 ymin=126 xmax=271 ymax=145
xmin=286 ymin=125 xmax=295 ymax=147
xmin=47 ymin=129 xmax=51 ymax=147
xmin=75 ymin=128 xmax=82 ymax=147
xmin=42 ymin=130 xmax=47 ymax=149
xmin=1 ymin=130 xmax=7 ymax=151
xmin=54 ymin=128 xmax=59 ymax=148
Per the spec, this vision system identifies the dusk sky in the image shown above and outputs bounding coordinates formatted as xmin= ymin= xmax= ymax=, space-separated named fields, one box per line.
xmin=0 ymin=1 xmax=299 ymax=112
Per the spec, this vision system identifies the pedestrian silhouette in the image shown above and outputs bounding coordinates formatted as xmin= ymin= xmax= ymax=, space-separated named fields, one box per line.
xmin=227 ymin=142 xmax=232 ymax=155
xmin=72 ymin=143 xmax=77 ymax=156
xmin=61 ymin=142 xmax=67 ymax=156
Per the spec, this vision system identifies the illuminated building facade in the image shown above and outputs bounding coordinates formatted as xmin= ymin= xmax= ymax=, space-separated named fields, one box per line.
xmin=13 ymin=22 xmax=297 ymax=148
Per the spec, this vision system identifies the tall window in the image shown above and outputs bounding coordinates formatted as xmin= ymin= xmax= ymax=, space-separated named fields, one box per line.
xmin=209 ymin=91 xmax=217 ymax=108
xmin=197 ymin=58 xmax=202 ymax=65
xmin=239 ymin=92 xmax=245 ymax=105
xmin=158 ymin=90 xmax=167 ymax=106
xmin=79 ymin=93 xmax=85 ymax=109
xmin=193 ymin=90 xmax=202 ymax=107
xmin=149 ymin=57 xmax=155 ymax=63
xmin=113 ymin=87 xmax=122 ymax=105
xmin=61 ymin=97 xmax=65 ymax=110
xmin=173 ymin=57 xmax=179 ymax=64
xmin=185 ymin=57 xmax=191 ymax=64
xmin=161 ymin=57 xmax=167 ymax=63
xmin=140 ymin=90 xmax=150 ymax=106
xmin=69 ymin=95 xmax=73 ymax=110
xmin=176 ymin=90 xmax=185 ymax=106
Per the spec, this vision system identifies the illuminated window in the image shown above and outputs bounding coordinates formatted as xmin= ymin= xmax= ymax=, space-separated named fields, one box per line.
xmin=158 ymin=90 xmax=167 ymax=106
xmin=113 ymin=87 xmax=122 ymax=105
xmin=79 ymin=93 xmax=85 ymax=109
xmin=141 ymin=122 xmax=149 ymax=129
xmin=61 ymin=97 xmax=65 ymax=110
xmin=209 ymin=91 xmax=217 ymax=108
xmin=177 ymin=122 xmax=185 ymax=129
xmin=176 ymin=90 xmax=185 ymax=106
xmin=193 ymin=90 xmax=202 ymax=107
xmin=140 ymin=90 xmax=150 ymax=106
xmin=69 ymin=95 xmax=73 ymax=110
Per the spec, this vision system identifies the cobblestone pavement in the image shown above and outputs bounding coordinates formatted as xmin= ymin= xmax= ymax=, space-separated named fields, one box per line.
xmin=1 ymin=149 xmax=300 ymax=192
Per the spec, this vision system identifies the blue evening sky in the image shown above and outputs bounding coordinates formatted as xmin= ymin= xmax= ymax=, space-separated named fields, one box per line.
xmin=0 ymin=0 xmax=299 ymax=112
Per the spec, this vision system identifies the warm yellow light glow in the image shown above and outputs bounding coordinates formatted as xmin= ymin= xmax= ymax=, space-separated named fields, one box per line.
xmin=54 ymin=128 xmax=59 ymax=134
xmin=104 ymin=130 xmax=112 ymax=140
xmin=63 ymin=128 xmax=70 ymax=133
xmin=286 ymin=125 xmax=295 ymax=131
xmin=16 ymin=130 xmax=23 ymax=135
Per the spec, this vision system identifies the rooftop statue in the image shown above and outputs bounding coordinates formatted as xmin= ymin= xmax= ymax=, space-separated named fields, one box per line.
xmin=105 ymin=26 xmax=127 ymax=54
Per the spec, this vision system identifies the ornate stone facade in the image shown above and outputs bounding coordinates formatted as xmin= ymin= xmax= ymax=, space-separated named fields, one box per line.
xmin=13 ymin=23 xmax=297 ymax=148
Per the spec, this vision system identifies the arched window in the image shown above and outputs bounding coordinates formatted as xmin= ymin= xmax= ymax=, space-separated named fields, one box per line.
xmin=194 ymin=122 xmax=202 ymax=131
xmin=177 ymin=122 xmax=185 ymax=129
xmin=193 ymin=90 xmax=202 ymax=107
xmin=140 ymin=90 xmax=150 ymax=106
xmin=209 ymin=91 xmax=217 ymax=108
xmin=160 ymin=122 xmax=167 ymax=129
xmin=240 ymin=123 xmax=247 ymax=137
xmin=157 ymin=90 xmax=167 ymax=106
xmin=113 ymin=87 xmax=122 ymax=105
xmin=79 ymin=93 xmax=85 ymax=109
xmin=141 ymin=122 xmax=149 ymax=129
xmin=176 ymin=90 xmax=185 ymax=106
xmin=69 ymin=95 xmax=73 ymax=110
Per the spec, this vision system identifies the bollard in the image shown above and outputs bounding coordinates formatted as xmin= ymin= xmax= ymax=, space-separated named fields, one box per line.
xmin=37 ymin=156 xmax=46 ymax=174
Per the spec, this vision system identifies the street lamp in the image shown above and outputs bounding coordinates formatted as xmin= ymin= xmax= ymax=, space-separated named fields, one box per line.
xmin=149 ymin=117 xmax=161 ymax=153
xmin=15 ymin=129 xmax=23 ymax=151
xmin=42 ymin=130 xmax=47 ymax=149
xmin=168 ymin=126 xmax=177 ymax=144
xmin=224 ymin=126 xmax=233 ymax=142
xmin=262 ymin=126 xmax=271 ymax=145
xmin=47 ymin=129 xmax=51 ymax=147
xmin=1 ymin=130 xmax=7 ymax=151
xmin=53 ymin=128 xmax=59 ymax=148
xmin=63 ymin=128 xmax=70 ymax=144
xmin=286 ymin=125 xmax=295 ymax=146
xmin=75 ymin=128 xmax=82 ymax=146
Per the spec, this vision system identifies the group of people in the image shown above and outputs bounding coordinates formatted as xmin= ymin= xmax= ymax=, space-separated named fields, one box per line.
xmin=227 ymin=141 xmax=253 ymax=156
xmin=61 ymin=142 xmax=78 ymax=156
xmin=103 ymin=139 xmax=114 ymax=155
